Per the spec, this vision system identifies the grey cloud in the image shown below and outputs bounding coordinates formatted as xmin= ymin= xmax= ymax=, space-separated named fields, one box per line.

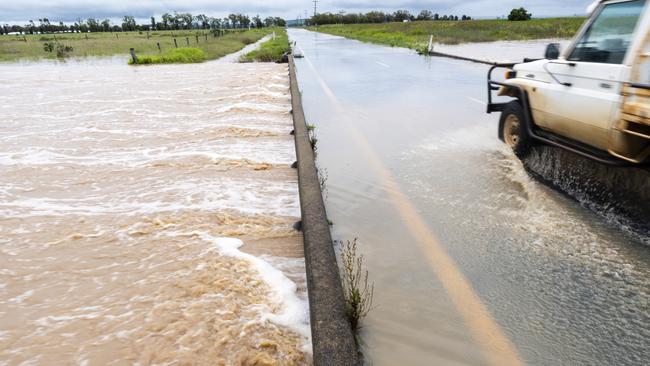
xmin=0 ymin=0 xmax=595 ymax=23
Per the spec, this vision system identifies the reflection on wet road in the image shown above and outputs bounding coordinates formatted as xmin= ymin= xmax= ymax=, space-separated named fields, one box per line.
xmin=289 ymin=29 xmax=650 ymax=366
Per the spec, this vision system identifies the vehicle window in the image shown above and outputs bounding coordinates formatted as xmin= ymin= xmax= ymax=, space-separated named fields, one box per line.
xmin=569 ymin=0 xmax=646 ymax=64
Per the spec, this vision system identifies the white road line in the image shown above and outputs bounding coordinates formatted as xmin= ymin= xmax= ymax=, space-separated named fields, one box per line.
xmin=467 ymin=97 xmax=487 ymax=106
xmin=376 ymin=61 xmax=390 ymax=68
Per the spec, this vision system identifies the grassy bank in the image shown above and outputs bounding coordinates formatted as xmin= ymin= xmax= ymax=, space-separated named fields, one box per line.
xmin=130 ymin=47 xmax=206 ymax=64
xmin=240 ymin=28 xmax=290 ymax=62
xmin=0 ymin=28 xmax=278 ymax=62
xmin=308 ymin=18 xmax=586 ymax=52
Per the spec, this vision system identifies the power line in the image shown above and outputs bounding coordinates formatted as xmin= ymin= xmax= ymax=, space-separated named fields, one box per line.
xmin=313 ymin=0 xmax=319 ymax=17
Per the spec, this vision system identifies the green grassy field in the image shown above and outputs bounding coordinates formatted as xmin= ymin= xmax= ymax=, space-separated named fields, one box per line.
xmin=308 ymin=18 xmax=586 ymax=52
xmin=130 ymin=47 xmax=207 ymax=64
xmin=0 ymin=28 xmax=279 ymax=62
xmin=240 ymin=28 xmax=290 ymax=62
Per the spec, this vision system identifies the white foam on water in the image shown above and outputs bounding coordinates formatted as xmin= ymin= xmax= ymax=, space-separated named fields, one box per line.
xmin=185 ymin=232 xmax=312 ymax=353
xmin=216 ymin=101 xmax=289 ymax=114
xmin=0 ymin=177 xmax=300 ymax=218
xmin=7 ymin=290 xmax=34 ymax=304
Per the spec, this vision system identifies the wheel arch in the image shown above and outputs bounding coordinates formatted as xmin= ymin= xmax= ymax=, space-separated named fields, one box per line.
xmin=498 ymin=98 xmax=526 ymax=142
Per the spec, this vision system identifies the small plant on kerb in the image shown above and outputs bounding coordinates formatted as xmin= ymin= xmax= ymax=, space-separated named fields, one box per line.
xmin=337 ymin=238 xmax=374 ymax=334
xmin=308 ymin=128 xmax=318 ymax=158
xmin=317 ymin=166 xmax=328 ymax=198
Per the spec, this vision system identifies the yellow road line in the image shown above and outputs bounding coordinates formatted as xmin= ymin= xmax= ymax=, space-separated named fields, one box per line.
xmin=298 ymin=53 xmax=524 ymax=366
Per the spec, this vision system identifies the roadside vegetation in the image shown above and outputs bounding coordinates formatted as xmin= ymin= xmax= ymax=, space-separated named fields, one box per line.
xmin=0 ymin=28 xmax=281 ymax=62
xmin=130 ymin=47 xmax=206 ymax=64
xmin=307 ymin=17 xmax=586 ymax=51
xmin=240 ymin=28 xmax=290 ymax=62
xmin=337 ymin=238 xmax=374 ymax=336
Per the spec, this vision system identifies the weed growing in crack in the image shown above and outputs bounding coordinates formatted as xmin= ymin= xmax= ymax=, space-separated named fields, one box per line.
xmin=336 ymin=238 xmax=374 ymax=335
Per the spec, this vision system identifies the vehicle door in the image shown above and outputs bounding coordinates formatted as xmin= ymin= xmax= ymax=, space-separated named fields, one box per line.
xmin=538 ymin=0 xmax=646 ymax=151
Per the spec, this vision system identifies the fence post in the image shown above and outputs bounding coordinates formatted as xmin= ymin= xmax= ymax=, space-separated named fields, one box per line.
xmin=185 ymin=37 xmax=189 ymax=46
xmin=174 ymin=38 xmax=178 ymax=48
xmin=147 ymin=31 xmax=150 ymax=39
xmin=129 ymin=48 xmax=138 ymax=64
xmin=195 ymin=35 xmax=199 ymax=43
xmin=427 ymin=34 xmax=434 ymax=54
xmin=205 ymin=34 xmax=208 ymax=41
xmin=54 ymin=35 xmax=57 ymax=42
xmin=157 ymin=42 xmax=161 ymax=52
xmin=116 ymin=33 xmax=118 ymax=39
xmin=85 ymin=34 xmax=88 ymax=40
xmin=273 ymin=31 xmax=276 ymax=40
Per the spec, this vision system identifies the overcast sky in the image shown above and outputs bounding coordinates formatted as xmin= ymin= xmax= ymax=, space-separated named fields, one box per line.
xmin=0 ymin=0 xmax=596 ymax=24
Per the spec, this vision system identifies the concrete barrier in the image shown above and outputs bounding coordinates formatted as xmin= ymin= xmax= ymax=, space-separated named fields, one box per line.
xmin=288 ymin=56 xmax=361 ymax=366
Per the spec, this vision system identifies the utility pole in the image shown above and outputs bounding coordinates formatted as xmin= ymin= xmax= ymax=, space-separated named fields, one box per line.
xmin=313 ymin=0 xmax=319 ymax=17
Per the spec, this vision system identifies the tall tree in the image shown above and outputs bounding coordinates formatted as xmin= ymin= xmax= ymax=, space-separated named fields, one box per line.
xmin=253 ymin=15 xmax=263 ymax=28
xmin=393 ymin=10 xmax=413 ymax=22
xmin=196 ymin=14 xmax=209 ymax=29
xmin=86 ymin=18 xmax=100 ymax=32
xmin=101 ymin=19 xmax=111 ymax=32
xmin=122 ymin=15 xmax=136 ymax=31
xmin=161 ymin=13 xmax=172 ymax=29
xmin=228 ymin=14 xmax=238 ymax=28
xmin=209 ymin=17 xmax=221 ymax=29
xmin=508 ymin=8 xmax=532 ymax=21
xmin=417 ymin=10 xmax=433 ymax=21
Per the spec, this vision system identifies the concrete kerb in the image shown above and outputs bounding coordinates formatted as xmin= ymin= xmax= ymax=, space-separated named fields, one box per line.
xmin=288 ymin=55 xmax=361 ymax=366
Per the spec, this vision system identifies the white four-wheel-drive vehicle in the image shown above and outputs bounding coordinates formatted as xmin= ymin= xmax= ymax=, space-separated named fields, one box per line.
xmin=488 ymin=0 xmax=650 ymax=165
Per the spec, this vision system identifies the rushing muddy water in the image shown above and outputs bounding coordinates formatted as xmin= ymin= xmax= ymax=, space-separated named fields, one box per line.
xmin=0 ymin=58 xmax=311 ymax=365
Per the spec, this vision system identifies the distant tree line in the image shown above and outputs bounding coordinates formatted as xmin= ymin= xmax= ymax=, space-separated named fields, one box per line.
xmin=0 ymin=12 xmax=287 ymax=35
xmin=308 ymin=10 xmax=472 ymax=25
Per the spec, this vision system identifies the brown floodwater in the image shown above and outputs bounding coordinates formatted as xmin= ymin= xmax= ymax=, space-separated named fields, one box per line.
xmin=0 ymin=57 xmax=311 ymax=365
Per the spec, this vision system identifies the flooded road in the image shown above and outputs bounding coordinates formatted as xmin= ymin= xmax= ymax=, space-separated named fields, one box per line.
xmin=432 ymin=39 xmax=572 ymax=64
xmin=289 ymin=29 xmax=650 ymax=366
xmin=0 ymin=58 xmax=311 ymax=364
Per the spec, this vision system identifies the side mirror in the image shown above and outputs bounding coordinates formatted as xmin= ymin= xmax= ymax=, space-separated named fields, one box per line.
xmin=545 ymin=43 xmax=560 ymax=60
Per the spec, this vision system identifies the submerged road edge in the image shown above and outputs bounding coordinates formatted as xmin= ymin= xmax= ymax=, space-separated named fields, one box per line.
xmin=288 ymin=55 xmax=361 ymax=366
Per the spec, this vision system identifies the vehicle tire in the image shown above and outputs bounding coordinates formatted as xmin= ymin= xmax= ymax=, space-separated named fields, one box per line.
xmin=499 ymin=101 xmax=532 ymax=158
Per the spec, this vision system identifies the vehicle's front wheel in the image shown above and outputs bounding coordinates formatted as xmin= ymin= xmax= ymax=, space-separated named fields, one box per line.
xmin=499 ymin=101 xmax=532 ymax=158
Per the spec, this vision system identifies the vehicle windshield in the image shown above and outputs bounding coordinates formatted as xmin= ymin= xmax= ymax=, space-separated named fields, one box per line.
xmin=569 ymin=0 xmax=646 ymax=64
